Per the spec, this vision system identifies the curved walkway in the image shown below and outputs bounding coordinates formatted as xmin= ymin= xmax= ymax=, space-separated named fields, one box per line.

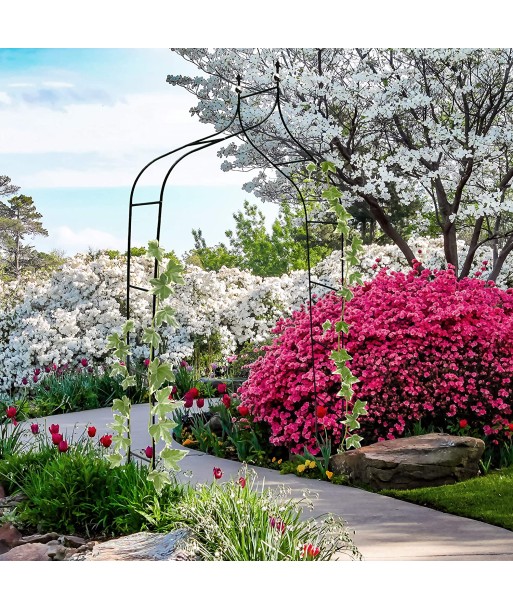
xmin=23 ymin=404 xmax=513 ymax=561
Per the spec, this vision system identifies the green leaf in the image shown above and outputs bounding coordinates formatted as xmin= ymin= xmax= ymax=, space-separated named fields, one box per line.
xmin=112 ymin=396 xmax=132 ymax=417
xmin=110 ymin=361 xmax=128 ymax=378
xmin=353 ymin=399 xmax=368 ymax=417
xmin=142 ymin=327 xmax=161 ymax=349
xmin=306 ymin=162 xmax=317 ymax=174
xmin=322 ymin=186 xmax=342 ymax=201
xmin=105 ymin=453 xmax=123 ymax=468
xmin=121 ymin=320 xmax=135 ymax=335
xmin=348 ymin=271 xmax=363 ymax=285
xmin=339 ymin=286 xmax=354 ymax=302
xmin=159 ymin=447 xmax=187 ymax=471
xmin=106 ymin=332 xmax=122 ymax=351
xmin=121 ymin=375 xmax=137 ymax=390
xmin=165 ymin=259 xmax=185 ymax=285
xmin=155 ymin=305 xmax=179 ymax=328
xmin=342 ymin=413 xmax=360 ymax=431
xmin=320 ymin=160 xmax=337 ymax=174
xmin=335 ymin=321 xmax=349 ymax=334
xmin=149 ymin=274 xmax=173 ymax=300
xmin=147 ymin=469 xmax=171 ymax=494
xmin=338 ymin=385 xmax=354 ymax=401
xmin=331 ymin=348 xmax=352 ymax=364
xmin=322 ymin=320 xmax=332 ymax=331
xmin=148 ymin=239 xmax=165 ymax=263
xmin=149 ymin=420 xmax=176 ymax=443
xmin=345 ymin=434 xmax=364 ymax=450
xmin=148 ymin=358 xmax=175 ymax=392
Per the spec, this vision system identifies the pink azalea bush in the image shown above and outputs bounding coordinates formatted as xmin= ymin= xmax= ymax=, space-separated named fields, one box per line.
xmin=239 ymin=263 xmax=513 ymax=453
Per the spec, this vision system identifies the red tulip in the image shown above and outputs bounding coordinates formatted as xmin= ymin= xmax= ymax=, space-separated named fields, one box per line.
xmin=34 ymin=368 xmax=41 ymax=376
xmin=52 ymin=433 xmax=63 ymax=445
xmin=237 ymin=405 xmax=249 ymax=417
xmin=316 ymin=405 xmax=328 ymax=418
xmin=459 ymin=419 xmax=468 ymax=429
xmin=33 ymin=375 xmax=39 ymax=383
xmin=222 ymin=394 xmax=231 ymax=408
xmin=44 ymin=366 xmax=51 ymax=373
xmin=180 ymin=360 xmax=188 ymax=367
xmin=81 ymin=358 xmax=88 ymax=367
xmin=6 ymin=407 xmax=17 ymax=419
xmin=197 ymin=398 xmax=205 ymax=408
xmin=21 ymin=377 xmax=28 ymax=385
xmin=184 ymin=397 xmax=194 ymax=409
xmin=509 ymin=423 xmax=513 ymax=432
xmin=238 ymin=477 xmax=246 ymax=488
xmin=30 ymin=423 xmax=39 ymax=435
xmin=213 ymin=467 xmax=223 ymax=480
xmin=143 ymin=358 xmax=150 ymax=367
xmin=87 ymin=426 xmax=96 ymax=438
xmin=144 ymin=446 xmax=153 ymax=459
xmin=269 ymin=516 xmax=286 ymax=534
xmin=58 ymin=440 xmax=69 ymax=453
xmin=217 ymin=383 xmax=227 ymax=394
xmin=49 ymin=423 xmax=60 ymax=434
xmin=302 ymin=543 xmax=320 ymax=559
xmin=188 ymin=387 xmax=199 ymax=399
xmin=99 ymin=434 xmax=113 ymax=448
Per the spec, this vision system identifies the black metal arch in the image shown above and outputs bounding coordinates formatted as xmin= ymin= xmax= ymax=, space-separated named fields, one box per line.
xmin=126 ymin=60 xmax=344 ymax=451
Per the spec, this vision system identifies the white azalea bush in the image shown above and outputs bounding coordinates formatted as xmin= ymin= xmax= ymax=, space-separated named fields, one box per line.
xmin=0 ymin=237 xmax=511 ymax=393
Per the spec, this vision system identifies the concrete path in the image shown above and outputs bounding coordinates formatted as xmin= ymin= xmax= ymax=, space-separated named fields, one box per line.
xmin=22 ymin=404 xmax=513 ymax=561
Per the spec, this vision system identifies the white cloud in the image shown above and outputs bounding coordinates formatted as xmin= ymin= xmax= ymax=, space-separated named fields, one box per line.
xmin=53 ymin=226 xmax=125 ymax=253
xmin=0 ymin=90 xmax=258 ymax=188
xmin=8 ymin=83 xmax=36 ymax=88
xmin=0 ymin=92 xmax=12 ymax=104
xmin=41 ymin=81 xmax=74 ymax=88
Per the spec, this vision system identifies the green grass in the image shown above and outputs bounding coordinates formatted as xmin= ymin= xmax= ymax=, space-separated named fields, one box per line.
xmin=380 ymin=465 xmax=513 ymax=531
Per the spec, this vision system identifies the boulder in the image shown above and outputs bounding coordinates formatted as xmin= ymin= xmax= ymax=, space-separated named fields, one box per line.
xmin=330 ymin=433 xmax=485 ymax=490
xmin=83 ymin=530 xmax=194 ymax=561
xmin=0 ymin=523 xmax=23 ymax=554
xmin=0 ymin=543 xmax=51 ymax=561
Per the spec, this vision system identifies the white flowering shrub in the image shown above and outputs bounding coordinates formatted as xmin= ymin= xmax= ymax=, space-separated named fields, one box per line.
xmin=1 ymin=237 xmax=512 ymax=393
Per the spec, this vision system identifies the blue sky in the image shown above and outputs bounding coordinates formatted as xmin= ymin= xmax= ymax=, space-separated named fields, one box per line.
xmin=0 ymin=48 xmax=277 ymax=256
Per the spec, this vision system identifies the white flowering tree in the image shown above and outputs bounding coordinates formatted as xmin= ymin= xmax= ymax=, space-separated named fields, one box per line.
xmin=168 ymin=48 xmax=513 ymax=281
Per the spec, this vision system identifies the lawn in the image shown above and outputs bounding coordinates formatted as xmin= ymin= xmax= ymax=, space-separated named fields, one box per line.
xmin=380 ymin=466 xmax=513 ymax=532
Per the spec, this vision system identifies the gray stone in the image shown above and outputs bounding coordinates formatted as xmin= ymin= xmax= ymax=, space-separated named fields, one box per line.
xmin=330 ymin=433 xmax=485 ymax=491
xmin=0 ymin=542 xmax=51 ymax=561
xmin=0 ymin=523 xmax=22 ymax=548
xmin=84 ymin=530 xmax=193 ymax=561
xmin=19 ymin=532 xmax=59 ymax=545
xmin=206 ymin=415 xmax=223 ymax=435
xmin=58 ymin=534 xmax=87 ymax=548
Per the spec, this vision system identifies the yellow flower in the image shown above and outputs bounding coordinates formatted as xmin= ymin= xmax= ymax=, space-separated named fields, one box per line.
xmin=297 ymin=464 xmax=306 ymax=473
xmin=272 ymin=457 xmax=276 ymax=463
xmin=304 ymin=459 xmax=311 ymax=467
xmin=326 ymin=471 xmax=333 ymax=480
xmin=277 ymin=459 xmax=282 ymax=465
xmin=309 ymin=461 xmax=316 ymax=469
xmin=182 ymin=438 xmax=196 ymax=447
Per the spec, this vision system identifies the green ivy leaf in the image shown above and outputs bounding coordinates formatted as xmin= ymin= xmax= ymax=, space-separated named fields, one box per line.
xmin=322 ymin=320 xmax=332 ymax=331
xmin=148 ymin=239 xmax=165 ymax=263
xmin=106 ymin=332 xmax=122 ymax=350
xmin=159 ymin=447 xmax=187 ymax=471
xmin=121 ymin=375 xmax=137 ymax=390
xmin=165 ymin=259 xmax=185 ymax=285
xmin=322 ymin=185 xmax=342 ymax=201
xmin=339 ymin=286 xmax=354 ymax=302
xmin=121 ymin=320 xmax=135 ymax=335
xmin=147 ymin=469 xmax=171 ymax=494
xmin=320 ymin=160 xmax=337 ymax=174
xmin=345 ymin=434 xmax=364 ymax=450
xmin=148 ymin=359 xmax=174 ymax=393
xmin=353 ymin=399 xmax=368 ymax=417
xmin=110 ymin=361 xmax=128 ymax=378
xmin=149 ymin=274 xmax=173 ymax=300
xmin=155 ymin=305 xmax=179 ymax=328
xmin=142 ymin=327 xmax=161 ymax=349
xmin=105 ymin=453 xmax=123 ymax=468
xmin=112 ymin=396 xmax=132 ymax=417
xmin=331 ymin=348 xmax=352 ymax=364
xmin=343 ymin=413 xmax=360 ymax=431
xmin=335 ymin=321 xmax=349 ymax=334
xmin=306 ymin=162 xmax=317 ymax=173
xmin=149 ymin=420 xmax=176 ymax=443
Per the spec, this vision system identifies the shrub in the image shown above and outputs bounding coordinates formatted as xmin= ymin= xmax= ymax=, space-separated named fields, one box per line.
xmin=240 ymin=265 xmax=513 ymax=455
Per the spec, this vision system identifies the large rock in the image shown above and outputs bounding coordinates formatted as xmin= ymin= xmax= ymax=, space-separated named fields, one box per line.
xmin=0 ymin=523 xmax=22 ymax=554
xmin=84 ymin=530 xmax=194 ymax=561
xmin=0 ymin=543 xmax=51 ymax=561
xmin=330 ymin=433 xmax=485 ymax=490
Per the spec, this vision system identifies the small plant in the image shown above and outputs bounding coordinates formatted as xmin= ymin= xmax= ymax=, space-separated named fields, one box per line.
xmin=172 ymin=465 xmax=361 ymax=561
xmin=0 ymin=407 xmax=25 ymax=460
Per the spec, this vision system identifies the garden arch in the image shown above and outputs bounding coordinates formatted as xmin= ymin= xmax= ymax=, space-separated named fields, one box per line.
xmin=126 ymin=61 xmax=344 ymax=444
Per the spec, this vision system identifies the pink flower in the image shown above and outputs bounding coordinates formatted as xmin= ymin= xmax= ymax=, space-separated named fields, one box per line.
xmin=44 ymin=366 xmax=51 ymax=373
xmin=180 ymin=360 xmax=188 ymax=367
xmin=34 ymin=368 xmax=41 ymax=376
xmin=213 ymin=467 xmax=223 ymax=480
xmin=217 ymin=383 xmax=227 ymax=394
xmin=144 ymin=446 xmax=153 ymax=459
xmin=269 ymin=516 xmax=286 ymax=534
xmin=143 ymin=358 xmax=150 ymax=367
xmin=48 ymin=424 xmax=59 ymax=434
xmin=87 ymin=426 xmax=96 ymax=438
xmin=238 ymin=477 xmax=246 ymax=488
xmin=30 ymin=423 xmax=39 ymax=435
xmin=21 ymin=377 xmax=28 ymax=386
xmin=33 ymin=375 xmax=39 ymax=383
xmin=58 ymin=440 xmax=69 ymax=453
